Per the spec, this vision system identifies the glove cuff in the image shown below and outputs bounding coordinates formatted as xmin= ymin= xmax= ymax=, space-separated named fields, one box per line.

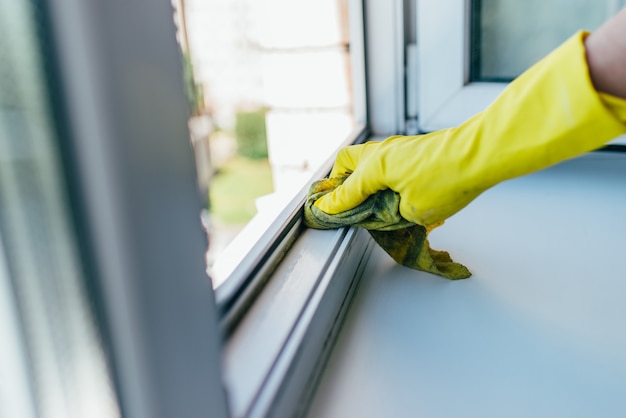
xmin=474 ymin=30 xmax=626 ymax=185
xmin=599 ymin=92 xmax=626 ymax=125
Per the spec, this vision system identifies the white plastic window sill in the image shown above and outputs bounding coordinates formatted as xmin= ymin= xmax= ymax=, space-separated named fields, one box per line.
xmin=308 ymin=151 xmax=626 ymax=418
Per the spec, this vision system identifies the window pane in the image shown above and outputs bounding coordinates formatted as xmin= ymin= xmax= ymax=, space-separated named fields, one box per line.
xmin=172 ymin=0 xmax=360 ymax=287
xmin=0 ymin=1 xmax=118 ymax=416
xmin=471 ymin=0 xmax=624 ymax=81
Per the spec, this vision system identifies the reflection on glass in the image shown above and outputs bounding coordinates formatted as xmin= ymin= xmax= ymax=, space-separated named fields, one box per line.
xmin=172 ymin=0 xmax=356 ymax=287
xmin=0 ymin=1 xmax=118 ymax=416
xmin=471 ymin=0 xmax=624 ymax=81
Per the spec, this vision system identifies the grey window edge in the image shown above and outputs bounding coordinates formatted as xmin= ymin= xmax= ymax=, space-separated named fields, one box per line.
xmin=259 ymin=228 xmax=376 ymax=418
xmin=224 ymin=227 xmax=376 ymax=418
xmin=44 ymin=0 xmax=231 ymax=416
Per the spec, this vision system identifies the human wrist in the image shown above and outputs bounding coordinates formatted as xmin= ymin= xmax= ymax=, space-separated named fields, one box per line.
xmin=584 ymin=8 xmax=626 ymax=99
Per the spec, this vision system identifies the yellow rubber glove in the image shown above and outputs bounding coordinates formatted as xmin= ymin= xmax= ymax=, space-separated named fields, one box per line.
xmin=315 ymin=31 xmax=626 ymax=227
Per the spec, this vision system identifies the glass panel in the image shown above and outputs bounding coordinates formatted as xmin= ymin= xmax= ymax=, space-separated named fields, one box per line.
xmin=471 ymin=0 xmax=625 ymax=81
xmin=0 ymin=1 xmax=119 ymax=417
xmin=172 ymin=0 xmax=359 ymax=287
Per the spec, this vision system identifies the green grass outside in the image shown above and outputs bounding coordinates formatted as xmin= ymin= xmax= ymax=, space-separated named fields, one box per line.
xmin=209 ymin=156 xmax=274 ymax=224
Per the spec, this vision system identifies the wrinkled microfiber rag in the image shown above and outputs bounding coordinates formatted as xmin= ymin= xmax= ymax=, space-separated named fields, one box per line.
xmin=304 ymin=177 xmax=471 ymax=280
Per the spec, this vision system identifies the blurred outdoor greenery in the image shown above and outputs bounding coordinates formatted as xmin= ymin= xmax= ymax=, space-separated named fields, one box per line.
xmin=209 ymin=155 xmax=274 ymax=224
xmin=234 ymin=109 xmax=268 ymax=159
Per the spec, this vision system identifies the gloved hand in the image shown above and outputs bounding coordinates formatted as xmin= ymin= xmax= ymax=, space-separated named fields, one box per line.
xmin=315 ymin=31 xmax=626 ymax=227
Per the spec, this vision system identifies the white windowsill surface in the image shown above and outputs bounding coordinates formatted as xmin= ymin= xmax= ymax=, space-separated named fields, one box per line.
xmin=308 ymin=151 xmax=626 ymax=418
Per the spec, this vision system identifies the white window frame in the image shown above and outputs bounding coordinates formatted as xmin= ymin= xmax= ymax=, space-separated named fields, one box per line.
xmin=417 ymin=0 xmax=506 ymax=132
xmin=417 ymin=0 xmax=626 ymax=145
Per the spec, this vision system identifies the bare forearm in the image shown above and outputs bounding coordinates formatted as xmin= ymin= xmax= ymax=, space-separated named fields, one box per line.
xmin=585 ymin=7 xmax=626 ymax=99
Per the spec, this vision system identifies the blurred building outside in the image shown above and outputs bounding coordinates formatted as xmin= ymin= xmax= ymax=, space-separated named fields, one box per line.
xmin=173 ymin=0 xmax=355 ymax=283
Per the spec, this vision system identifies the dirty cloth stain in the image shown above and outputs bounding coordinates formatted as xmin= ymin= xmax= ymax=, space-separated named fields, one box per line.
xmin=304 ymin=177 xmax=471 ymax=280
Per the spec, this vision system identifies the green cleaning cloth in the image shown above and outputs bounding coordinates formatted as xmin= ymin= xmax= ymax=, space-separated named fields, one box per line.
xmin=304 ymin=177 xmax=471 ymax=280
